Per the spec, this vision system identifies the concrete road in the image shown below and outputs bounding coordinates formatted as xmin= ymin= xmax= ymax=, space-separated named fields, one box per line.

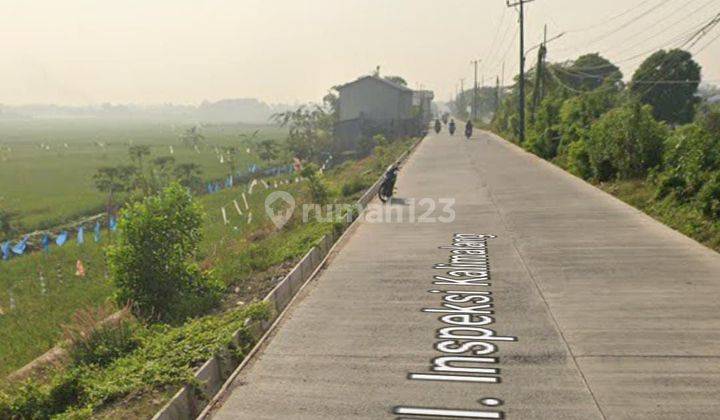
xmin=211 ymin=129 xmax=720 ymax=419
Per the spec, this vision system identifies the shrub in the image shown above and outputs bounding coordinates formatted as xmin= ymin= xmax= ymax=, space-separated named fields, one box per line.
xmin=567 ymin=140 xmax=592 ymax=180
xmin=698 ymin=173 xmax=720 ymax=218
xmin=63 ymin=305 xmax=140 ymax=367
xmin=586 ymin=102 xmax=667 ymax=180
xmin=341 ymin=177 xmax=370 ymax=197
xmin=107 ymin=183 xmax=222 ymax=323
xmin=301 ymin=164 xmax=330 ymax=205
xmin=655 ymin=124 xmax=720 ymax=201
xmin=526 ymin=95 xmax=564 ymax=159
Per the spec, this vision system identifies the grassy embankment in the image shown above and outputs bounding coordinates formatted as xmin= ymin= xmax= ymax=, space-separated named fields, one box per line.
xmin=599 ymin=179 xmax=720 ymax=251
xmin=0 ymin=136 xmax=416 ymax=418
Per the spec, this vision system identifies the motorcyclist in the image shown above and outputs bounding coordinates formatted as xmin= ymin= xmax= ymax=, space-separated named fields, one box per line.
xmin=465 ymin=120 xmax=473 ymax=139
xmin=448 ymin=119 xmax=456 ymax=135
xmin=434 ymin=119 xmax=442 ymax=134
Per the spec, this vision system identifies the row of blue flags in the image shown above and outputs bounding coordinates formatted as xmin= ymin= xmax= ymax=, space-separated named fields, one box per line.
xmin=1 ymin=217 xmax=117 ymax=261
xmin=205 ymin=163 xmax=298 ymax=196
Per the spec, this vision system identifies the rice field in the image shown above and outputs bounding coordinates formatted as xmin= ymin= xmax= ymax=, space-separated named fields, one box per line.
xmin=0 ymin=118 xmax=286 ymax=231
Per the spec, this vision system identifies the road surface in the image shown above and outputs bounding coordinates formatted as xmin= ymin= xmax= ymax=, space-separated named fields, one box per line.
xmin=211 ymin=129 xmax=720 ymax=419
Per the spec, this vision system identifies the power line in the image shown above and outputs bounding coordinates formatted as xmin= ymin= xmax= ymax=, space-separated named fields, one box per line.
xmin=482 ymin=5 xmax=508 ymax=76
xmin=554 ymin=0 xmax=676 ymax=55
xmin=694 ymin=25 xmax=720 ymax=54
xmin=556 ymin=11 xmax=720 ymax=73
xmin=563 ymin=0 xmax=657 ymax=33
xmin=603 ymin=0 xmax=712 ymax=58
xmin=484 ymin=13 xmax=516 ymax=77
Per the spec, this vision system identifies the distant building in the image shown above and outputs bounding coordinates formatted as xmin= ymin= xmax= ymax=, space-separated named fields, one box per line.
xmin=334 ymin=75 xmax=433 ymax=148
xmin=337 ymin=75 xmax=415 ymax=122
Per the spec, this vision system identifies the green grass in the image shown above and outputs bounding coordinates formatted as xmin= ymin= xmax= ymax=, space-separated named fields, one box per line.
xmin=0 ymin=174 xmax=294 ymax=377
xmin=600 ymin=179 xmax=720 ymax=251
xmin=0 ymin=119 xmax=286 ymax=231
xmin=0 ymin=134 xmax=417 ymax=420
xmin=0 ymin=136 xmax=417 ymax=378
xmin=0 ymin=302 xmax=271 ymax=419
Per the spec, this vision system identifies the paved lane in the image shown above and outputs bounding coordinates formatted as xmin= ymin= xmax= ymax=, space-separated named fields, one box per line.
xmin=212 ymin=129 xmax=720 ymax=419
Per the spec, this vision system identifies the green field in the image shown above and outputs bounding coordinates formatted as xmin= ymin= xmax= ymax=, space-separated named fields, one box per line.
xmin=0 ymin=131 xmax=413 ymax=378
xmin=0 ymin=170 xmax=304 ymax=376
xmin=0 ymin=119 xmax=286 ymax=231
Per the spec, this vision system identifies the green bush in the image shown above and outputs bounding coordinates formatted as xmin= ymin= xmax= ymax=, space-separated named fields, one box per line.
xmin=301 ymin=163 xmax=330 ymax=205
xmin=567 ymin=140 xmax=592 ymax=179
xmin=655 ymin=124 xmax=720 ymax=201
xmin=107 ymin=183 xmax=222 ymax=323
xmin=67 ymin=320 xmax=139 ymax=368
xmin=341 ymin=178 xmax=370 ymax=197
xmin=0 ymin=303 xmax=271 ymax=418
xmin=698 ymin=173 xmax=720 ymax=218
xmin=586 ymin=102 xmax=667 ymax=180
xmin=526 ymin=95 xmax=564 ymax=159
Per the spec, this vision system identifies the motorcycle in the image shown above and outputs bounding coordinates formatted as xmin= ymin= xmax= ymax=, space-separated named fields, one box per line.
xmin=448 ymin=121 xmax=456 ymax=135
xmin=434 ymin=120 xmax=442 ymax=134
xmin=378 ymin=164 xmax=399 ymax=203
xmin=465 ymin=125 xmax=473 ymax=139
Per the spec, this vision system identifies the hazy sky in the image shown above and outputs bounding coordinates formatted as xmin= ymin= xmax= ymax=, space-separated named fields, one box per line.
xmin=1 ymin=0 xmax=718 ymax=105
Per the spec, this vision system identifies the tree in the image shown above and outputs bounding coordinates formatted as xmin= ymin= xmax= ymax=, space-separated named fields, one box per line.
xmin=179 ymin=126 xmax=205 ymax=148
xmin=384 ymin=75 xmax=408 ymax=86
xmin=174 ymin=163 xmax=203 ymax=191
xmin=221 ymin=146 xmax=239 ymax=177
xmin=128 ymin=145 xmax=152 ymax=193
xmin=150 ymin=156 xmax=176 ymax=192
xmin=107 ymin=183 xmax=222 ymax=322
xmin=128 ymin=145 xmax=151 ymax=169
xmin=93 ymin=165 xmax=136 ymax=213
xmin=300 ymin=163 xmax=329 ymax=205
xmin=272 ymin=105 xmax=333 ymax=162
xmin=561 ymin=53 xmax=622 ymax=91
xmin=586 ymin=102 xmax=667 ymax=180
xmin=630 ymin=49 xmax=701 ymax=124
xmin=322 ymin=88 xmax=340 ymax=120
xmin=256 ymin=139 xmax=279 ymax=162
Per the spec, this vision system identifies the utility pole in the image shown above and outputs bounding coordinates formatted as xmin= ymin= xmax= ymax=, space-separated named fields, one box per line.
xmin=471 ymin=60 xmax=480 ymax=121
xmin=531 ymin=25 xmax=547 ymax=123
xmin=507 ymin=0 xmax=534 ymax=143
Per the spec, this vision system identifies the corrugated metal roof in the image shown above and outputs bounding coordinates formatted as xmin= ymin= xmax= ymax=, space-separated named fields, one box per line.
xmin=337 ymin=75 xmax=414 ymax=93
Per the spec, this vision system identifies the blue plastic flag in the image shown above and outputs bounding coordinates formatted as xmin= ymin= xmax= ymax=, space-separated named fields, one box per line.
xmin=1 ymin=241 xmax=10 ymax=260
xmin=41 ymin=234 xmax=51 ymax=252
xmin=77 ymin=227 xmax=84 ymax=245
xmin=56 ymin=231 xmax=68 ymax=246
xmin=94 ymin=222 xmax=101 ymax=242
xmin=12 ymin=235 xmax=29 ymax=255
xmin=109 ymin=217 xmax=117 ymax=231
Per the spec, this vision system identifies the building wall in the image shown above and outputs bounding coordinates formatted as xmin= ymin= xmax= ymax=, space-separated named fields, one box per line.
xmin=338 ymin=78 xmax=413 ymax=122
